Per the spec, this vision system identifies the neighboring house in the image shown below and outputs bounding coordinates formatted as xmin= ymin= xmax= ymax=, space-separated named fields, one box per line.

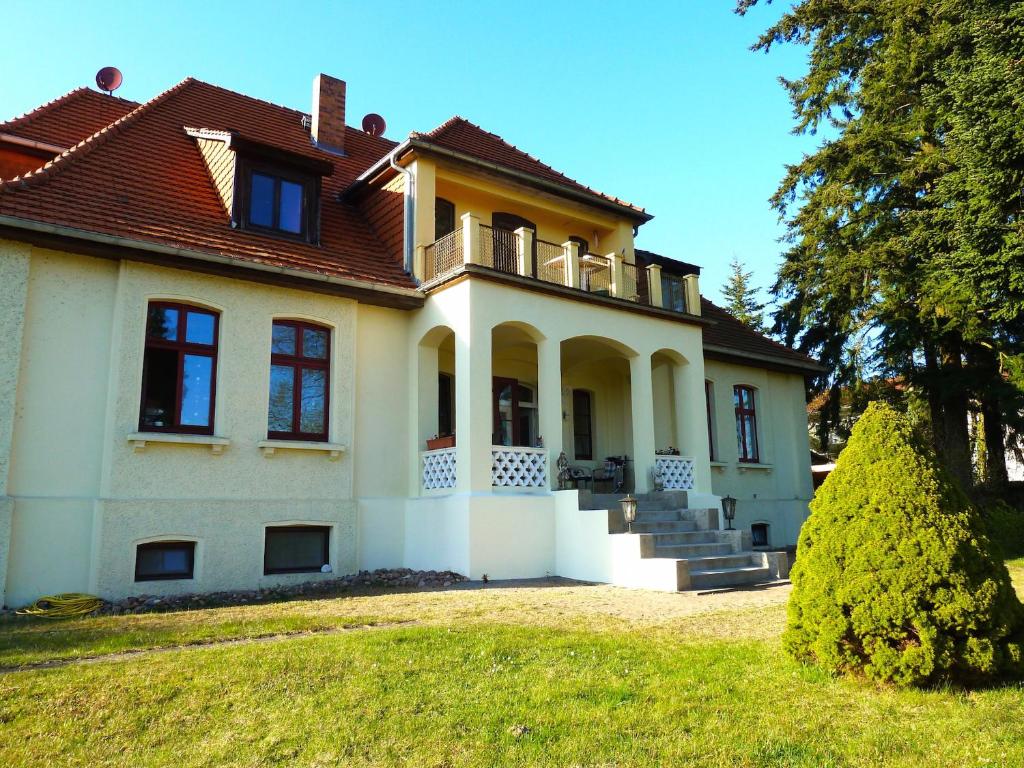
xmin=0 ymin=74 xmax=821 ymax=606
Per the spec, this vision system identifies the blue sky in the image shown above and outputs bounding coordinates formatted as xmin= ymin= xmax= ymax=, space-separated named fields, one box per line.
xmin=2 ymin=0 xmax=814 ymax=302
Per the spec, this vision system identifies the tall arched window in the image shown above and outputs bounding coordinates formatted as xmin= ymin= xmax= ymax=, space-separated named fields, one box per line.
xmin=734 ymin=385 xmax=759 ymax=463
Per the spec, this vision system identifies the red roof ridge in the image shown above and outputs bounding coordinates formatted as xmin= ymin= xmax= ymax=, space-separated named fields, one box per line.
xmin=0 ymin=87 xmax=138 ymax=137
xmin=185 ymin=77 xmax=309 ymax=121
xmin=700 ymin=296 xmax=819 ymax=365
xmin=0 ymin=78 xmax=196 ymax=192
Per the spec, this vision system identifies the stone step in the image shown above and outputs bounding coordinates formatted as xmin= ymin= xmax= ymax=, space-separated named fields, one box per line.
xmin=688 ymin=565 xmax=772 ymax=589
xmin=634 ymin=510 xmax=684 ymax=523
xmin=630 ymin=520 xmax=701 ymax=535
xmin=680 ymin=553 xmax=757 ymax=570
xmin=653 ymin=542 xmax=735 ymax=558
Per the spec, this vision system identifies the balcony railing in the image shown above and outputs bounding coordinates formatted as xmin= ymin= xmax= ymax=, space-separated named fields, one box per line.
xmin=653 ymin=455 xmax=696 ymax=490
xmin=579 ymin=253 xmax=612 ymax=295
xmin=419 ymin=211 xmax=694 ymax=312
xmin=424 ymin=229 xmax=464 ymax=282
xmin=536 ymin=239 xmax=566 ymax=285
xmin=492 ymin=446 xmax=548 ymax=488
xmin=422 ymin=446 xmax=457 ymax=490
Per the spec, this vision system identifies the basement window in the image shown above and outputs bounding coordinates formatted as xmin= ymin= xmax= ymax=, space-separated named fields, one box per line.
xmin=751 ymin=523 xmax=770 ymax=549
xmin=264 ymin=525 xmax=330 ymax=575
xmin=135 ymin=541 xmax=196 ymax=581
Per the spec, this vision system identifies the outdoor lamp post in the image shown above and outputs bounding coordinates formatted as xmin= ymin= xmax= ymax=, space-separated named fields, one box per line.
xmin=620 ymin=494 xmax=638 ymax=533
xmin=722 ymin=495 xmax=737 ymax=530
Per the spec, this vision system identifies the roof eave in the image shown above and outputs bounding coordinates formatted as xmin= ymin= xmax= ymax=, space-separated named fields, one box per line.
xmin=702 ymin=343 xmax=826 ymax=375
xmin=342 ymin=139 xmax=653 ymax=223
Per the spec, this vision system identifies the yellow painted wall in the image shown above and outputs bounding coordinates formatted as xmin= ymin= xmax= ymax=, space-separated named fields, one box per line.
xmin=704 ymin=359 xmax=814 ymax=546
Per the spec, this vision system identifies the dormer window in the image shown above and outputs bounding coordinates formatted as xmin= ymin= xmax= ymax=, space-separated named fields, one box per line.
xmin=242 ymin=164 xmax=315 ymax=240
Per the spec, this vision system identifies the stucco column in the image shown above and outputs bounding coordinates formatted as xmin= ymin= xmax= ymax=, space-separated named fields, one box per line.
xmin=684 ymin=274 xmax=701 ymax=315
xmin=455 ymin=318 xmax=492 ymax=493
xmin=629 ymin=354 xmax=656 ymax=493
xmin=515 ymin=227 xmax=533 ymax=277
xmin=562 ymin=241 xmax=580 ymax=289
xmin=676 ymin=358 xmax=712 ymax=493
xmin=537 ymin=337 xmax=562 ymax=490
xmin=609 ymin=252 xmax=624 ymax=299
xmin=646 ymin=264 xmax=663 ymax=308
xmin=462 ymin=212 xmax=481 ymax=266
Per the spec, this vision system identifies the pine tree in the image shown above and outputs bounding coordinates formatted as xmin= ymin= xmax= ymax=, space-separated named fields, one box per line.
xmin=735 ymin=0 xmax=1024 ymax=487
xmin=720 ymin=257 xmax=766 ymax=333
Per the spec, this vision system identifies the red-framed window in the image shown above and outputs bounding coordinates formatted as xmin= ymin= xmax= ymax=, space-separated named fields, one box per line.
xmin=268 ymin=319 xmax=330 ymax=441
xmin=139 ymin=302 xmax=219 ymax=435
xmin=734 ymin=385 xmax=759 ymax=463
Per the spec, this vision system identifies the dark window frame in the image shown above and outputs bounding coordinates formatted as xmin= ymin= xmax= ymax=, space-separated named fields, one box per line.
xmin=268 ymin=319 xmax=332 ymax=442
xmin=135 ymin=540 xmax=196 ymax=581
xmin=705 ymin=380 xmax=716 ymax=461
xmin=435 ymin=197 xmax=456 ymax=241
xmin=438 ymin=372 xmax=455 ymax=437
xmin=572 ymin=389 xmax=594 ymax=461
xmin=263 ymin=525 xmax=331 ymax=575
xmin=734 ymin=384 xmax=760 ymax=463
xmin=492 ymin=212 xmax=537 ymax=276
xmin=237 ymin=160 xmax=319 ymax=243
xmin=661 ymin=273 xmax=688 ymax=313
xmin=139 ymin=301 xmax=219 ymax=436
xmin=751 ymin=522 xmax=770 ymax=548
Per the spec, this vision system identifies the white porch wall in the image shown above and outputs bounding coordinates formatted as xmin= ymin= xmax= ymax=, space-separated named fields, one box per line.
xmin=408 ymin=278 xmax=710 ymax=496
xmin=704 ymin=359 xmax=814 ymax=546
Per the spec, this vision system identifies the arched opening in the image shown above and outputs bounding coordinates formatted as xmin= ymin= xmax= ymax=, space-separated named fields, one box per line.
xmin=417 ymin=325 xmax=456 ymax=451
xmin=560 ymin=335 xmax=638 ymax=492
xmin=491 ymin=322 xmax=544 ymax=447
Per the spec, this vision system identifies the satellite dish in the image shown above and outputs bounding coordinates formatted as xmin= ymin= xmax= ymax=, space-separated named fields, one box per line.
xmin=361 ymin=113 xmax=386 ymax=137
xmin=95 ymin=67 xmax=123 ymax=96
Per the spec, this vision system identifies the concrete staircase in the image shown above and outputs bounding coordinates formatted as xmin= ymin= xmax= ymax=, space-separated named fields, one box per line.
xmin=580 ymin=491 xmax=789 ymax=592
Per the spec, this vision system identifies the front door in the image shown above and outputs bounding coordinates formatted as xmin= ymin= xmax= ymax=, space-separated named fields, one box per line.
xmin=492 ymin=376 xmax=519 ymax=446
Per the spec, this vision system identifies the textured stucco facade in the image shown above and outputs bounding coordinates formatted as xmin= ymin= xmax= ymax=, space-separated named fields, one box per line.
xmin=0 ymin=238 xmax=814 ymax=606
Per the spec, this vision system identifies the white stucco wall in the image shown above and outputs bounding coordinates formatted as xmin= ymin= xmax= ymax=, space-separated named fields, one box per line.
xmin=704 ymin=359 xmax=814 ymax=546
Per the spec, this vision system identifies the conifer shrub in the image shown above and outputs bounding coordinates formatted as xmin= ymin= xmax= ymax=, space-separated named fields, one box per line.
xmin=784 ymin=402 xmax=1024 ymax=686
xmin=982 ymin=500 xmax=1024 ymax=559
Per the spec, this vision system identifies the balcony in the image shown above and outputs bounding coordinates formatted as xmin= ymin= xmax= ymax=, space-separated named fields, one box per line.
xmin=420 ymin=212 xmax=667 ymax=307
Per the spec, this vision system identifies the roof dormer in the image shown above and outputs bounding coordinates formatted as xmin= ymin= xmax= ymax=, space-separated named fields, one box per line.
xmin=187 ymin=127 xmax=334 ymax=244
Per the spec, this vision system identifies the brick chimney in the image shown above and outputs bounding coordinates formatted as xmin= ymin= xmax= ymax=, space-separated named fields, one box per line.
xmin=311 ymin=73 xmax=346 ymax=154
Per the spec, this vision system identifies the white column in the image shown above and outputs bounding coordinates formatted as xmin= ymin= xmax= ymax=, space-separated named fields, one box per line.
xmin=609 ymin=252 xmax=624 ymax=299
xmin=538 ymin=337 xmax=562 ymax=490
xmin=677 ymin=358 xmax=712 ymax=493
xmin=454 ymin=317 xmax=493 ymax=492
xmin=646 ymin=264 xmax=663 ymax=308
xmin=629 ymin=354 xmax=656 ymax=493
xmin=462 ymin=212 xmax=481 ymax=265
xmin=562 ymin=241 xmax=581 ymax=289
xmin=414 ymin=245 xmax=426 ymax=282
xmin=515 ymin=227 xmax=533 ymax=277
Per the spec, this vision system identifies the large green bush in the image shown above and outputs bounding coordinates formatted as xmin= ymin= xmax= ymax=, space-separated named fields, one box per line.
xmin=785 ymin=402 xmax=1024 ymax=686
xmin=980 ymin=500 xmax=1024 ymax=559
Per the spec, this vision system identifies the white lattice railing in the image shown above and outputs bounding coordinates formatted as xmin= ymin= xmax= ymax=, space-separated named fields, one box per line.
xmin=654 ymin=455 xmax=696 ymax=490
xmin=422 ymin=447 xmax=457 ymax=490
xmin=492 ymin=446 xmax=548 ymax=488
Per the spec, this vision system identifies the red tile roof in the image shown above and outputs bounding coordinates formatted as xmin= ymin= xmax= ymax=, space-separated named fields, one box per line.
xmin=0 ymin=79 xmax=416 ymax=290
xmin=701 ymin=297 xmax=822 ymax=372
xmin=412 ymin=117 xmax=648 ymax=217
xmin=1 ymin=88 xmax=138 ymax=148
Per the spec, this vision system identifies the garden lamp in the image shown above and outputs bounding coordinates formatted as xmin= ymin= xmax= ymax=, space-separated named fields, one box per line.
xmin=620 ymin=494 xmax=638 ymax=533
xmin=722 ymin=495 xmax=737 ymax=530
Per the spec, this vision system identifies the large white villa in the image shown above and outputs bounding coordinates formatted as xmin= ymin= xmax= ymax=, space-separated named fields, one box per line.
xmin=0 ymin=74 xmax=820 ymax=607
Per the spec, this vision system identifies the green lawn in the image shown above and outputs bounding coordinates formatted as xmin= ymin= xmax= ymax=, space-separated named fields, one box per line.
xmin=1 ymin=569 xmax=1024 ymax=767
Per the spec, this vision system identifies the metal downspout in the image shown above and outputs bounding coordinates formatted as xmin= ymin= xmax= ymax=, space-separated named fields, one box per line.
xmin=389 ymin=153 xmax=416 ymax=279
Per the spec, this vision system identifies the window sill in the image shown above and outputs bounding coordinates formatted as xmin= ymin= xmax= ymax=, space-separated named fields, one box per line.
xmin=258 ymin=440 xmax=346 ymax=460
xmin=737 ymin=462 xmax=773 ymax=473
xmin=710 ymin=461 xmax=729 ymax=471
xmin=128 ymin=432 xmax=230 ymax=454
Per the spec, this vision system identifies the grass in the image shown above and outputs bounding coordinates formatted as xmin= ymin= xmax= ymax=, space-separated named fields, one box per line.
xmin=0 ymin=571 xmax=1023 ymax=767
